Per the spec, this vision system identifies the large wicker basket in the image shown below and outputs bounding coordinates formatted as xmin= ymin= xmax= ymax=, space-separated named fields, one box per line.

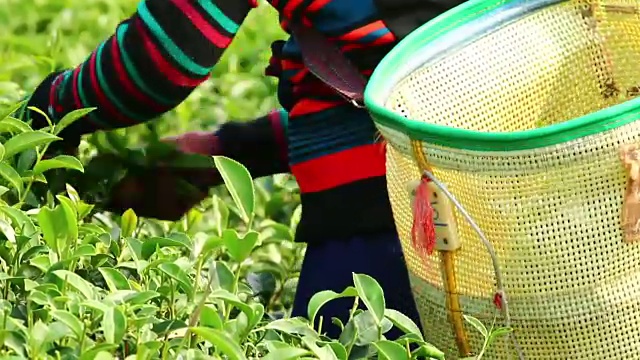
xmin=364 ymin=0 xmax=640 ymax=358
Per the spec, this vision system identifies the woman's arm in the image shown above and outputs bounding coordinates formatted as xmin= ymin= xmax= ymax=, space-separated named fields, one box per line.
xmin=104 ymin=108 xmax=290 ymax=220
xmin=24 ymin=0 xmax=256 ymax=148
xmin=216 ymin=108 xmax=289 ymax=178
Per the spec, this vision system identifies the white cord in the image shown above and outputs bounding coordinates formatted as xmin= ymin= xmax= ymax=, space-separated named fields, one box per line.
xmin=422 ymin=170 xmax=525 ymax=359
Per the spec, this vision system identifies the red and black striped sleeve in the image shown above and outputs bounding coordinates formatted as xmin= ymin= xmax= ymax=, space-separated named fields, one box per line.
xmin=25 ymin=0 xmax=261 ymax=142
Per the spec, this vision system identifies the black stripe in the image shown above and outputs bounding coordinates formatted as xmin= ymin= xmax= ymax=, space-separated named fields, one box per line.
xmin=124 ymin=16 xmax=197 ymax=100
xmin=144 ymin=0 xmax=221 ymax=73
xmin=98 ymin=37 xmax=160 ymax=121
xmin=295 ymin=176 xmax=397 ymax=243
xmin=373 ymin=0 xmax=467 ymax=39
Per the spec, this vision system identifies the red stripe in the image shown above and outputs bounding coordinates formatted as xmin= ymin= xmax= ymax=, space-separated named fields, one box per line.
xmin=283 ymin=0 xmax=304 ymax=18
xmin=70 ymin=66 xmax=84 ymax=109
xmin=307 ymin=0 xmax=332 ymax=12
xmin=291 ymin=143 xmax=387 ymax=193
xmin=291 ymin=69 xmax=306 ymax=82
xmin=110 ymin=38 xmax=165 ymax=112
xmin=63 ymin=67 xmax=106 ymax=127
xmin=282 ymin=59 xmax=304 ymax=70
xmin=87 ymin=50 xmax=135 ymax=124
xmin=136 ymin=19 xmax=208 ymax=87
xmin=342 ymin=33 xmax=396 ymax=51
xmin=48 ymin=74 xmax=64 ymax=113
xmin=341 ymin=21 xmax=387 ymax=41
xmin=169 ymin=0 xmax=232 ymax=48
xmin=290 ymin=98 xmax=343 ymax=116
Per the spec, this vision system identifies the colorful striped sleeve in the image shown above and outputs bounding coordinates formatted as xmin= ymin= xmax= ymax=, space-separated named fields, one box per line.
xmin=215 ymin=108 xmax=289 ymax=178
xmin=26 ymin=0 xmax=255 ymax=140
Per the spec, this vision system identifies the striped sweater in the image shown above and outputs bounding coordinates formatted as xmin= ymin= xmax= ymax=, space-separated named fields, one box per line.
xmin=26 ymin=0 xmax=404 ymax=243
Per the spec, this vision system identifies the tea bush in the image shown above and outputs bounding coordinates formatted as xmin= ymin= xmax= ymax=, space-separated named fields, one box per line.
xmin=0 ymin=1 xmax=509 ymax=359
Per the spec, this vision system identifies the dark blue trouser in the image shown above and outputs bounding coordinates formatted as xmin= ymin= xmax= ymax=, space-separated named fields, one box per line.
xmin=291 ymin=231 xmax=422 ymax=340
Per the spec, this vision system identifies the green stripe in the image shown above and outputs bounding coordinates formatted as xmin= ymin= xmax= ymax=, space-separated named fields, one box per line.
xmin=116 ymin=23 xmax=173 ymax=105
xmin=276 ymin=108 xmax=289 ymax=137
xmin=76 ymin=64 xmax=108 ymax=128
xmin=137 ymin=1 xmax=210 ymax=76
xmin=364 ymin=0 xmax=640 ymax=151
xmin=198 ymin=0 xmax=239 ymax=33
xmin=95 ymin=42 xmax=143 ymax=123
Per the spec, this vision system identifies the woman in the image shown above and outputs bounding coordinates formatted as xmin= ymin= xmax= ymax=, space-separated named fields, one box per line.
xmin=21 ymin=0 xmax=449 ymax=339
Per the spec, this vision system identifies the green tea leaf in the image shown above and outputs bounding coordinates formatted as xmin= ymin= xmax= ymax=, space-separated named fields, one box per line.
xmin=209 ymin=289 xmax=261 ymax=330
xmin=487 ymin=326 xmax=512 ymax=344
xmin=0 ymin=162 xmax=23 ymax=195
xmin=98 ymin=268 xmax=131 ymax=292
xmin=263 ymin=347 xmax=311 ymax=360
xmin=33 ymin=155 xmax=84 ymax=174
xmin=300 ymin=336 xmax=340 ymax=360
xmin=190 ymin=327 xmax=247 ymax=360
xmin=79 ymin=344 xmax=118 ymax=360
xmin=0 ymin=117 xmax=32 ymax=134
xmin=222 ymin=229 xmax=258 ymax=263
xmin=52 ymin=270 xmax=95 ymax=300
xmin=94 ymin=351 xmax=115 ymax=360
xmin=213 ymin=156 xmax=255 ymax=224
xmin=463 ymin=314 xmax=488 ymax=338
xmin=124 ymin=291 xmax=160 ymax=305
xmin=50 ymin=310 xmax=83 ymax=338
xmin=57 ymin=195 xmax=78 ymax=242
xmin=199 ymin=305 xmax=224 ymax=329
xmin=55 ymin=108 xmax=95 ymax=135
xmin=384 ymin=309 xmax=423 ymax=340
xmin=0 ymin=219 xmax=15 ymax=243
xmin=0 ymin=101 xmax=26 ymax=121
xmin=3 ymin=131 xmax=60 ymax=158
xmin=209 ymin=260 xmax=235 ymax=292
xmin=102 ymin=306 xmax=127 ymax=344
xmin=353 ymin=273 xmax=385 ymax=325
xmin=307 ymin=287 xmax=358 ymax=327
xmin=151 ymin=319 xmax=187 ymax=335
xmin=353 ymin=311 xmax=385 ymax=346
xmin=373 ymin=340 xmax=409 ymax=360
xmin=120 ymin=208 xmax=137 ymax=238
xmin=141 ymin=236 xmax=191 ymax=260
xmin=0 ymin=205 xmax=36 ymax=235
xmin=263 ymin=318 xmax=318 ymax=338
xmin=325 ymin=341 xmax=348 ymax=360
xmin=414 ymin=344 xmax=445 ymax=360
xmin=157 ymin=263 xmax=194 ymax=298
xmin=37 ymin=206 xmax=61 ymax=253
xmin=17 ymin=149 xmax=36 ymax=172
xmin=72 ymin=244 xmax=96 ymax=258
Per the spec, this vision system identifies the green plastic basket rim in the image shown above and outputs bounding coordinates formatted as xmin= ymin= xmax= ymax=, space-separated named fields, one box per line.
xmin=364 ymin=0 xmax=640 ymax=151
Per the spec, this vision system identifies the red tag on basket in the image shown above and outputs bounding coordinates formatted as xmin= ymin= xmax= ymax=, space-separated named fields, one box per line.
xmin=493 ymin=292 xmax=504 ymax=310
xmin=412 ymin=176 xmax=436 ymax=256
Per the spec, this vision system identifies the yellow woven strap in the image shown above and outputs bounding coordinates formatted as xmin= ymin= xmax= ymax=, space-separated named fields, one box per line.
xmin=410 ymin=140 xmax=472 ymax=357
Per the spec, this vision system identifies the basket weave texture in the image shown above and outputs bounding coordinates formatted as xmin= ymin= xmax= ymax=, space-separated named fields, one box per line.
xmin=367 ymin=0 xmax=640 ymax=357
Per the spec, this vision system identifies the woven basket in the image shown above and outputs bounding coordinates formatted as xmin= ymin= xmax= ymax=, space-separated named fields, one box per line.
xmin=364 ymin=0 xmax=640 ymax=358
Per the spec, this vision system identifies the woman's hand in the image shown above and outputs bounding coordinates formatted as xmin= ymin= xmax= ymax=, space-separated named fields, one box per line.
xmin=104 ymin=131 xmax=222 ymax=221
xmin=162 ymin=131 xmax=220 ymax=156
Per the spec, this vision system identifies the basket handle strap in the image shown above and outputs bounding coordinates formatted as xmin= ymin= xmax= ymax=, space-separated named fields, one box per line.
xmin=289 ymin=22 xmax=368 ymax=107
